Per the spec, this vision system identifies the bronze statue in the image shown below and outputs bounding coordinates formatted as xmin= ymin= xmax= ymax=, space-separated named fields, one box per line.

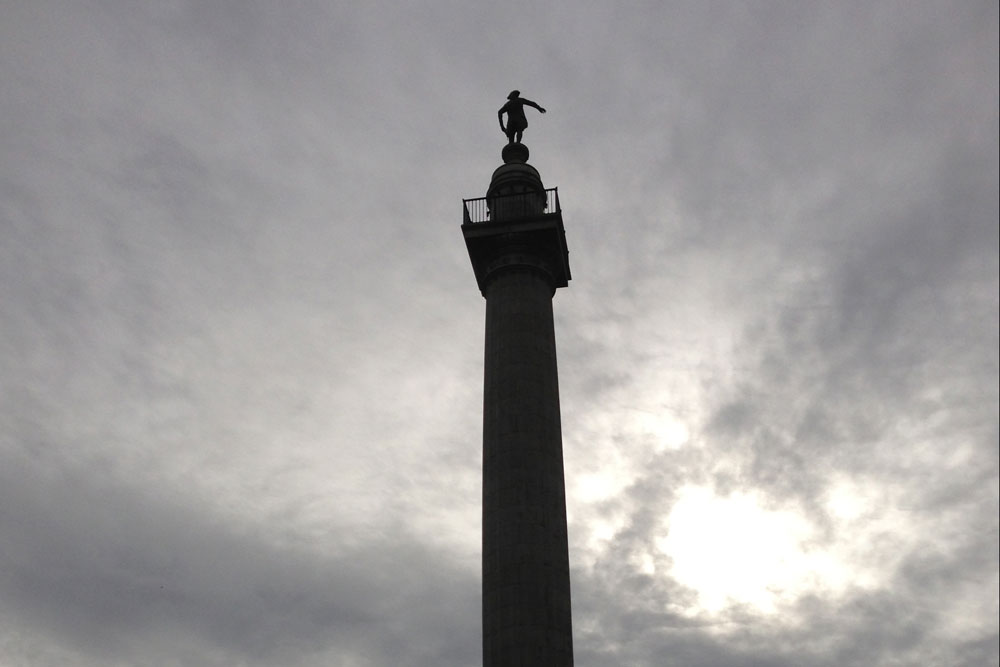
xmin=498 ymin=90 xmax=546 ymax=144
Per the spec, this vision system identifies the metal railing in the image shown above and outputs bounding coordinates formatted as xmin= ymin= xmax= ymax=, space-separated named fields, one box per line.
xmin=463 ymin=187 xmax=560 ymax=224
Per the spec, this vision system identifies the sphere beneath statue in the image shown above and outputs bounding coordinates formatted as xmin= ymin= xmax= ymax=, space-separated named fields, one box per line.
xmin=501 ymin=142 xmax=530 ymax=164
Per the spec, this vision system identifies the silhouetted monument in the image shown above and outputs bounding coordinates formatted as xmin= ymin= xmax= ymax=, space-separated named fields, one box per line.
xmin=498 ymin=90 xmax=546 ymax=144
xmin=462 ymin=101 xmax=573 ymax=666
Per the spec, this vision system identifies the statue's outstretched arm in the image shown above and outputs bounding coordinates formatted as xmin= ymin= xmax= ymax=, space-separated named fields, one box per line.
xmin=522 ymin=99 xmax=547 ymax=113
xmin=498 ymin=108 xmax=506 ymax=130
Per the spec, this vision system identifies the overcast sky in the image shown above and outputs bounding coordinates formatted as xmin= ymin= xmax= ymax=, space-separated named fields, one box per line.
xmin=1 ymin=2 xmax=997 ymax=666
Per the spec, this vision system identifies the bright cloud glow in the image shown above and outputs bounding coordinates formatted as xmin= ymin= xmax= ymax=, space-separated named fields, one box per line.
xmin=632 ymin=409 xmax=691 ymax=452
xmin=658 ymin=486 xmax=849 ymax=615
xmin=575 ymin=470 xmax=623 ymax=503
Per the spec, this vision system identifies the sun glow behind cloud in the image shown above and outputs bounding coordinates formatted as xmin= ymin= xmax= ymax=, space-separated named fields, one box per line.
xmin=632 ymin=408 xmax=691 ymax=453
xmin=658 ymin=486 xmax=856 ymax=616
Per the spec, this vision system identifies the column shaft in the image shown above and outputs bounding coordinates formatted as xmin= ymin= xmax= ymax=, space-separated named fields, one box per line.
xmin=482 ymin=267 xmax=573 ymax=667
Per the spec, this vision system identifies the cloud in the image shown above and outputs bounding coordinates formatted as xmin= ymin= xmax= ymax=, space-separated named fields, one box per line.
xmin=0 ymin=445 xmax=480 ymax=667
xmin=1 ymin=1 xmax=996 ymax=665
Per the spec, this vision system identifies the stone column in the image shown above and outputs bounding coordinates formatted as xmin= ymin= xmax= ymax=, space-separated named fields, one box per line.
xmin=482 ymin=266 xmax=573 ymax=666
xmin=462 ymin=143 xmax=574 ymax=666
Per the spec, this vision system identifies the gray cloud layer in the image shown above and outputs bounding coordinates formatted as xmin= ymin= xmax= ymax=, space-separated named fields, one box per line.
xmin=1 ymin=1 xmax=996 ymax=665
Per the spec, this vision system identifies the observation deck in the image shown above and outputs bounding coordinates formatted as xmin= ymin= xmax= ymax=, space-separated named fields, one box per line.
xmin=461 ymin=187 xmax=571 ymax=294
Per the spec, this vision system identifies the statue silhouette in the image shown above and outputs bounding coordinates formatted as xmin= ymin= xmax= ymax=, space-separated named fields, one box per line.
xmin=498 ymin=90 xmax=546 ymax=144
